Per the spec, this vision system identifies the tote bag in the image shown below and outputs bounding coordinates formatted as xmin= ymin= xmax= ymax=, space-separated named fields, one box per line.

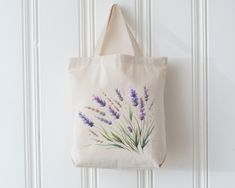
xmin=69 ymin=4 xmax=167 ymax=168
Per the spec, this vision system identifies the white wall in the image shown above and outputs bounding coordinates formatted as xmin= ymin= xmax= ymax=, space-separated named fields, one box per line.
xmin=0 ymin=0 xmax=234 ymax=188
xmin=0 ymin=1 xmax=25 ymax=188
xmin=208 ymin=0 xmax=235 ymax=187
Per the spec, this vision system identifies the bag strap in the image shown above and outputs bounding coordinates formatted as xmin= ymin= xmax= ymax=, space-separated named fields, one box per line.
xmin=94 ymin=4 xmax=143 ymax=56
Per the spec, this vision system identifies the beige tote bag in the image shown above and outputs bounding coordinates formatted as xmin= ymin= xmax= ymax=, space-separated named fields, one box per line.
xmin=69 ymin=4 xmax=167 ymax=168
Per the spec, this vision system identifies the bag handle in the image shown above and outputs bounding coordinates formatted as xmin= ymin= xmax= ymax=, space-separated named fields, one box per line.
xmin=94 ymin=4 xmax=143 ymax=56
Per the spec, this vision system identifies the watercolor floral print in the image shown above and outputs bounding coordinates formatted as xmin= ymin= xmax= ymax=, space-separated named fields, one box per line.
xmin=78 ymin=86 xmax=156 ymax=153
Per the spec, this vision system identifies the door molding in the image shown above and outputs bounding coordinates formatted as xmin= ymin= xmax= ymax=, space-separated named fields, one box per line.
xmin=191 ymin=0 xmax=208 ymax=188
xmin=22 ymin=0 xmax=42 ymax=188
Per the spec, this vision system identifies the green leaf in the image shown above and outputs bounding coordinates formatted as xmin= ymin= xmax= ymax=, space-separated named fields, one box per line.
xmin=100 ymin=132 xmax=112 ymax=142
xmin=134 ymin=131 xmax=139 ymax=147
xmin=141 ymin=138 xmax=150 ymax=149
xmin=119 ymin=126 xmax=135 ymax=144
xmin=111 ymin=132 xmax=124 ymax=144
xmin=146 ymin=125 xmax=154 ymax=138
xmin=141 ymin=125 xmax=154 ymax=149
xmin=116 ymin=126 xmax=139 ymax=152
xmin=122 ymin=134 xmax=137 ymax=151
xmin=108 ymin=143 xmax=124 ymax=149
xmin=129 ymin=105 xmax=133 ymax=122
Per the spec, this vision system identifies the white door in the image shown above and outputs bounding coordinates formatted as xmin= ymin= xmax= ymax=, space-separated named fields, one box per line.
xmin=1 ymin=0 xmax=234 ymax=188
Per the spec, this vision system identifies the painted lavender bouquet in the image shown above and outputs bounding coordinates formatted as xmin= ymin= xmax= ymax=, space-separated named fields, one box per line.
xmin=78 ymin=86 xmax=155 ymax=152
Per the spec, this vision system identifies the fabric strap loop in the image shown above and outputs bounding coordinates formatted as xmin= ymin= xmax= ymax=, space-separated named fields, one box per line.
xmin=94 ymin=4 xmax=143 ymax=56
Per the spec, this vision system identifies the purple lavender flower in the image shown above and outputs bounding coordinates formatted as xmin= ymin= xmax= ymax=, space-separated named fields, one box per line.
xmin=108 ymin=105 xmax=120 ymax=119
xmin=93 ymin=95 xmax=106 ymax=107
xmin=139 ymin=98 xmax=146 ymax=121
xmin=86 ymin=106 xmax=106 ymax=116
xmin=99 ymin=111 xmax=106 ymax=116
xmin=78 ymin=112 xmax=94 ymax=127
xmin=130 ymin=89 xmax=138 ymax=106
xmin=96 ymin=116 xmax=112 ymax=125
xmin=114 ymin=100 xmax=122 ymax=108
xmin=115 ymin=89 xmax=123 ymax=101
xmin=144 ymin=86 xmax=149 ymax=102
xmin=89 ymin=129 xmax=98 ymax=137
xmin=127 ymin=126 xmax=133 ymax=133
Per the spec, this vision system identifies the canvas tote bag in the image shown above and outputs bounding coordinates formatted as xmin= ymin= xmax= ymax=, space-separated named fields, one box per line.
xmin=69 ymin=4 xmax=167 ymax=168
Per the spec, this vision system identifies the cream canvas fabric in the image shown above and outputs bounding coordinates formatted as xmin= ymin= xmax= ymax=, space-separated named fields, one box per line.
xmin=69 ymin=5 xmax=167 ymax=168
